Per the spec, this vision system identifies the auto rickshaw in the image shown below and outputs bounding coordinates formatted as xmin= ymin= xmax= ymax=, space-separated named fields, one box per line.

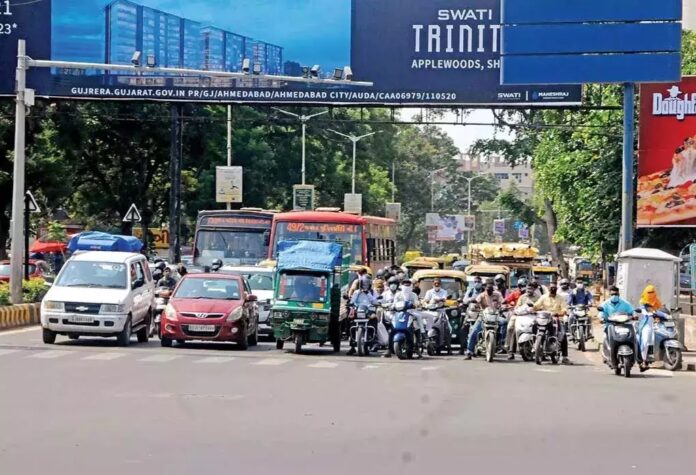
xmin=412 ymin=269 xmax=468 ymax=350
xmin=532 ymin=265 xmax=559 ymax=288
xmin=403 ymin=259 xmax=438 ymax=276
xmin=465 ymin=264 xmax=511 ymax=287
xmin=272 ymin=240 xmax=348 ymax=354
xmin=416 ymin=256 xmax=449 ymax=270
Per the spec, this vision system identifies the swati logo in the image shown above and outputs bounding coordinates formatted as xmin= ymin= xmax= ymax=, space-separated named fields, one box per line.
xmin=653 ymin=85 xmax=696 ymax=120
xmin=532 ymin=92 xmax=539 ymax=100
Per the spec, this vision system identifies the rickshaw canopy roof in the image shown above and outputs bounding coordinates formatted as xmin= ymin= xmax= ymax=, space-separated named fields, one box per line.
xmin=465 ymin=264 xmax=511 ymax=276
xmin=276 ymin=240 xmax=343 ymax=273
xmin=533 ymin=266 xmax=559 ymax=273
xmin=412 ymin=269 xmax=468 ymax=281
xmin=403 ymin=260 xmax=439 ymax=269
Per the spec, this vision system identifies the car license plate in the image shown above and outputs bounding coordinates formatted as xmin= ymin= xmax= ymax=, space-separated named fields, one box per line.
xmin=293 ymin=319 xmax=305 ymax=325
xmin=69 ymin=315 xmax=94 ymax=324
xmin=188 ymin=325 xmax=216 ymax=332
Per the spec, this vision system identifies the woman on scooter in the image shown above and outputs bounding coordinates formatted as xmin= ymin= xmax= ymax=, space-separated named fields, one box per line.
xmin=637 ymin=285 xmax=668 ymax=372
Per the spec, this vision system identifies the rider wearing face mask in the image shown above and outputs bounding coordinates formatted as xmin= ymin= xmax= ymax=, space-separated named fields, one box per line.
xmin=463 ymin=276 xmax=484 ymax=304
xmin=558 ymin=279 xmax=572 ymax=302
xmin=383 ymin=279 xmax=423 ymax=358
xmin=348 ymin=276 xmax=379 ymax=356
xmin=381 ymin=276 xmax=400 ymax=304
xmin=505 ymin=282 xmax=539 ymax=360
xmin=494 ymin=274 xmax=509 ymax=298
xmin=598 ymin=286 xmax=633 ymax=328
xmin=463 ymin=280 xmax=504 ymax=360
xmin=533 ymin=282 xmax=572 ymax=365
xmin=424 ymin=278 xmax=449 ymax=305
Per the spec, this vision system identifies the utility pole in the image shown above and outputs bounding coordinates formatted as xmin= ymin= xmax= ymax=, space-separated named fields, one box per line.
xmin=465 ymin=174 xmax=484 ymax=251
xmin=168 ymin=103 xmax=183 ymax=264
xmin=226 ymin=105 xmax=233 ymax=211
xmin=391 ymin=160 xmax=396 ymax=203
xmin=10 ymin=40 xmax=28 ymax=304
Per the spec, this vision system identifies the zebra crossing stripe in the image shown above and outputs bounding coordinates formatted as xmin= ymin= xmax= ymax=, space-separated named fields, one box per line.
xmin=307 ymin=361 xmax=339 ymax=369
xmin=253 ymin=358 xmax=290 ymax=366
xmin=29 ymin=350 xmax=71 ymax=359
xmin=83 ymin=352 xmax=126 ymax=361
xmin=194 ymin=356 xmax=236 ymax=364
xmin=138 ymin=354 xmax=181 ymax=363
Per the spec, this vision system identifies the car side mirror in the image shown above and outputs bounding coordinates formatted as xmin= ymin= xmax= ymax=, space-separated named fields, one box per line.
xmin=246 ymin=294 xmax=258 ymax=302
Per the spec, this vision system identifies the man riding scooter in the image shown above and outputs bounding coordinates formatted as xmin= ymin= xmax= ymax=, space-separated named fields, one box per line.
xmin=506 ymin=281 xmax=538 ymax=360
xmin=383 ymin=278 xmax=422 ymax=358
xmin=464 ymin=279 xmax=504 ymax=360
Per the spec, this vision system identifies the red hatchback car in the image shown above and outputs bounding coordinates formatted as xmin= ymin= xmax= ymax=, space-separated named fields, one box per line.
xmin=160 ymin=273 xmax=259 ymax=349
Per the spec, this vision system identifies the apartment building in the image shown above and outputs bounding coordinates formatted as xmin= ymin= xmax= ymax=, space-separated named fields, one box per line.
xmin=458 ymin=154 xmax=534 ymax=199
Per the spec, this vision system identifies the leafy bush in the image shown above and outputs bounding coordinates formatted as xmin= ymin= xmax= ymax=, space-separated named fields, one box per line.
xmin=0 ymin=283 xmax=9 ymax=306
xmin=0 ymin=279 xmax=47 ymax=306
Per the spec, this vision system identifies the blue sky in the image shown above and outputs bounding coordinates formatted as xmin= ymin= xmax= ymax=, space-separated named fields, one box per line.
xmin=52 ymin=0 xmax=351 ymax=70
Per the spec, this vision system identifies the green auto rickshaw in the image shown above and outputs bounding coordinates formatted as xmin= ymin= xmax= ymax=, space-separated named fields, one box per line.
xmin=272 ymin=240 xmax=348 ymax=354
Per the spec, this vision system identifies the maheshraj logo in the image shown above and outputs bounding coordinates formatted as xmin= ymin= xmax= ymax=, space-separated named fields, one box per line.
xmin=653 ymin=85 xmax=696 ymax=120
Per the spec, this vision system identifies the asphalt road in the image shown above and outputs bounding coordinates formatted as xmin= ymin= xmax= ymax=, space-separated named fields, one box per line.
xmin=1 ymin=328 xmax=694 ymax=475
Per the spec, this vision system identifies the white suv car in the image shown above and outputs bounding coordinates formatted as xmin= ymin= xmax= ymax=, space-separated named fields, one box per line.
xmin=41 ymin=252 xmax=155 ymax=346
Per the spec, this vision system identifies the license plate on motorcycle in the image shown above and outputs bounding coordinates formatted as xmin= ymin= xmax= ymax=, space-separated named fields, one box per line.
xmin=664 ymin=322 xmax=675 ymax=328
xmin=69 ymin=315 xmax=94 ymax=324
xmin=188 ymin=325 xmax=216 ymax=332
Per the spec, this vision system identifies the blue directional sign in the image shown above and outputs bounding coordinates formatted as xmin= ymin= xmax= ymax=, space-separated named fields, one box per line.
xmin=500 ymin=0 xmax=682 ymax=85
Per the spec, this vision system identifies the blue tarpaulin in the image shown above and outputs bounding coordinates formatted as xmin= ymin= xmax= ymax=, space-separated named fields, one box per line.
xmin=67 ymin=232 xmax=143 ymax=253
xmin=277 ymin=241 xmax=343 ymax=272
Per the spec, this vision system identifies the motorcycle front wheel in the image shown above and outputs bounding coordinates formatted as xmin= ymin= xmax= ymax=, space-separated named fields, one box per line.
xmin=356 ymin=327 xmax=365 ymax=357
xmin=485 ymin=332 xmax=495 ymax=363
xmin=534 ymin=336 xmax=543 ymax=365
xmin=520 ymin=341 xmax=533 ymax=362
xmin=577 ymin=327 xmax=585 ymax=352
xmin=394 ymin=340 xmax=405 ymax=360
xmin=663 ymin=347 xmax=682 ymax=371
xmin=427 ymin=340 xmax=436 ymax=357
xmin=294 ymin=333 xmax=304 ymax=354
xmin=622 ymin=356 xmax=632 ymax=378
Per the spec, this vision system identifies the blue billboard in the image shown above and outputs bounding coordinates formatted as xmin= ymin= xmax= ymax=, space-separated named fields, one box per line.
xmin=0 ymin=0 xmax=581 ymax=105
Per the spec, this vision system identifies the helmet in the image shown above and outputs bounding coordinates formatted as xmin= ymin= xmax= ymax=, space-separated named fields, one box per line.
xmin=494 ymin=274 xmax=505 ymax=283
xmin=211 ymin=258 xmax=223 ymax=271
xmin=155 ymin=261 xmax=167 ymax=271
xmin=359 ymin=276 xmax=372 ymax=290
xmin=376 ymin=269 xmax=386 ymax=279
xmin=387 ymin=276 xmax=399 ymax=286
xmin=153 ymin=258 xmax=164 ymax=264
xmin=559 ymin=278 xmax=570 ymax=286
xmin=517 ymin=278 xmax=528 ymax=288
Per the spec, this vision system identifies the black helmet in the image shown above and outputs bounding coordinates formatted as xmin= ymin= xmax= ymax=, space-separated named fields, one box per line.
xmin=517 ymin=278 xmax=528 ymax=288
xmin=211 ymin=258 xmax=223 ymax=271
xmin=494 ymin=274 xmax=505 ymax=283
xmin=155 ymin=261 xmax=167 ymax=271
xmin=359 ymin=276 xmax=372 ymax=290
xmin=387 ymin=276 xmax=399 ymax=286
xmin=376 ymin=269 xmax=386 ymax=279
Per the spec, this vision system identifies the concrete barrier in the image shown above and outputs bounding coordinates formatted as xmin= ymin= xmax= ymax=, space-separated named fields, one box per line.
xmin=0 ymin=304 xmax=41 ymax=331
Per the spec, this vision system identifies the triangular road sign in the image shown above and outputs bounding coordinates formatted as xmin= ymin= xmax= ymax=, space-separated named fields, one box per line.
xmin=123 ymin=203 xmax=142 ymax=223
xmin=25 ymin=191 xmax=40 ymax=213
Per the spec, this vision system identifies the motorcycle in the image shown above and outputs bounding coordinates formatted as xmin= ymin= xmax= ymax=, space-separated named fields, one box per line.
xmin=569 ymin=304 xmax=592 ymax=352
xmin=422 ymin=301 xmax=452 ymax=356
xmin=392 ymin=301 xmax=422 ymax=360
xmin=533 ymin=311 xmax=560 ymax=365
xmin=476 ymin=307 xmax=506 ymax=363
xmin=646 ymin=310 xmax=683 ymax=371
xmin=459 ymin=302 xmax=480 ymax=355
xmin=149 ymin=286 xmax=172 ymax=338
xmin=349 ymin=304 xmax=378 ymax=356
xmin=601 ymin=313 xmax=637 ymax=378
xmin=514 ymin=304 xmax=536 ymax=362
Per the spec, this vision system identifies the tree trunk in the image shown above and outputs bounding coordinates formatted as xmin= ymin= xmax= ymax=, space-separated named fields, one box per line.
xmin=543 ymin=198 xmax=569 ymax=278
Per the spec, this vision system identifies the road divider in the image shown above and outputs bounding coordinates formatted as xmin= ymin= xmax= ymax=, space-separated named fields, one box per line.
xmin=0 ymin=304 xmax=41 ymax=331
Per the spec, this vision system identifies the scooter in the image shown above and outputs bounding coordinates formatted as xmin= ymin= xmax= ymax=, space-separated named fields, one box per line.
xmin=349 ymin=304 xmax=377 ymax=356
xmin=533 ymin=311 xmax=560 ymax=365
xmin=569 ymin=304 xmax=592 ymax=352
xmin=601 ymin=313 xmax=637 ymax=378
xmin=150 ymin=286 xmax=172 ymax=338
xmin=646 ymin=310 xmax=683 ymax=371
xmin=514 ymin=304 xmax=536 ymax=362
xmin=423 ymin=301 xmax=452 ymax=356
xmin=392 ymin=301 xmax=422 ymax=360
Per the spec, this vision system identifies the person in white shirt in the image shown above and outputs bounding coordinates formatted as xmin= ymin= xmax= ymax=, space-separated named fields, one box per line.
xmin=348 ymin=276 xmax=379 ymax=355
xmin=381 ymin=276 xmax=400 ymax=305
xmin=423 ymin=278 xmax=449 ymax=304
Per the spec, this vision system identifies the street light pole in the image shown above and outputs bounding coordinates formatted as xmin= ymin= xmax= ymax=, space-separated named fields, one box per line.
xmin=226 ymin=104 xmax=232 ymax=211
xmin=465 ymin=174 xmax=484 ymax=251
xmin=275 ymin=108 xmax=328 ymax=185
xmin=391 ymin=160 xmax=396 ymax=203
xmin=329 ymin=130 xmax=377 ymax=194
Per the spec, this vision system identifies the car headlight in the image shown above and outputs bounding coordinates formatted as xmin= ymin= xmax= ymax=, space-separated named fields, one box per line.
xmin=43 ymin=301 xmax=65 ymax=312
xmin=164 ymin=304 xmax=178 ymax=321
xmin=100 ymin=304 xmax=125 ymax=314
xmin=227 ymin=307 xmax=243 ymax=322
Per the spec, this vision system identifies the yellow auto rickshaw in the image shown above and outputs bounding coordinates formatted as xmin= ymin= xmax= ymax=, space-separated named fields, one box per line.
xmin=532 ymin=265 xmax=559 ymax=288
xmin=465 ymin=264 xmax=511 ymax=287
xmin=403 ymin=259 xmax=439 ymax=275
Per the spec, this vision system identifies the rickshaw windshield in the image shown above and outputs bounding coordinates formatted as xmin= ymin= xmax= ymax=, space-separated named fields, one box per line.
xmin=277 ymin=271 xmax=329 ymax=303
xmin=419 ymin=278 xmax=463 ymax=299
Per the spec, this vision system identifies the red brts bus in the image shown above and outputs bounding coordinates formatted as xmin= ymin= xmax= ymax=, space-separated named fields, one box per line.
xmin=269 ymin=210 xmax=397 ymax=271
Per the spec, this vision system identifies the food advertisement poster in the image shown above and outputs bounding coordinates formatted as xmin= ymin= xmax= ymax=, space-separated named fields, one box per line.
xmin=638 ymin=77 xmax=696 ymax=227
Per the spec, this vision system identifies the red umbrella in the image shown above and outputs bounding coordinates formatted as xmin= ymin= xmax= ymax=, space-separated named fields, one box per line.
xmin=30 ymin=240 xmax=67 ymax=254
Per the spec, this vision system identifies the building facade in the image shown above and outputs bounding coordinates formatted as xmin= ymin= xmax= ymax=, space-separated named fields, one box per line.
xmin=105 ymin=0 xmax=282 ymax=74
xmin=684 ymin=1 xmax=696 ymax=31
xmin=458 ymin=154 xmax=534 ymax=199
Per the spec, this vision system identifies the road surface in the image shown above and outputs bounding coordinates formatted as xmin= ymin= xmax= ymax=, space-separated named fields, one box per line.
xmin=0 ymin=327 xmax=694 ymax=475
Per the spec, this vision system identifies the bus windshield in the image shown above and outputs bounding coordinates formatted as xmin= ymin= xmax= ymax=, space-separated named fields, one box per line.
xmin=195 ymin=230 xmax=268 ymax=266
xmin=273 ymin=222 xmax=363 ymax=263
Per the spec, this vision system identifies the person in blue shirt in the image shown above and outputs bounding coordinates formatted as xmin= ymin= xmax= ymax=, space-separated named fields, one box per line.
xmin=463 ymin=276 xmax=484 ymax=303
xmin=597 ymin=286 xmax=633 ymax=327
xmin=569 ymin=278 xmax=594 ymax=338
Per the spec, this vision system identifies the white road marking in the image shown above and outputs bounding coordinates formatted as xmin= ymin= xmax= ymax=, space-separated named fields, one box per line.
xmin=648 ymin=369 xmax=674 ymax=377
xmin=83 ymin=352 xmax=126 ymax=361
xmin=536 ymin=368 xmax=559 ymax=373
xmin=362 ymin=364 xmax=384 ymax=370
xmin=138 ymin=354 xmax=181 ymax=363
xmin=420 ymin=366 xmax=440 ymax=372
xmin=253 ymin=358 xmax=290 ymax=366
xmin=307 ymin=361 xmax=339 ymax=369
xmin=29 ymin=350 xmax=71 ymax=359
xmin=194 ymin=356 xmax=236 ymax=364
xmin=0 ymin=326 xmax=40 ymax=337
xmin=0 ymin=349 xmax=20 ymax=357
